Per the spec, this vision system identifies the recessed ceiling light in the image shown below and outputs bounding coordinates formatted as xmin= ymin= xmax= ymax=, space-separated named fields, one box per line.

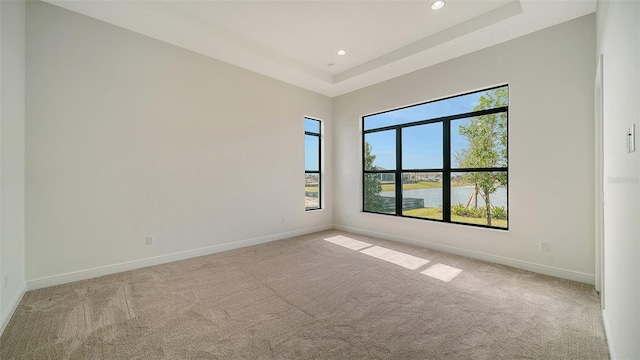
xmin=431 ymin=0 xmax=445 ymax=10
xmin=337 ymin=50 xmax=347 ymax=56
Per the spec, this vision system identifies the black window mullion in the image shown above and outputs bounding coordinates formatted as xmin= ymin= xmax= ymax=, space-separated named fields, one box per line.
xmin=362 ymin=131 xmax=365 ymax=212
xmin=395 ymin=128 xmax=402 ymax=216
xmin=443 ymin=119 xmax=451 ymax=222
xmin=451 ymin=167 xmax=508 ymax=172
xmin=317 ymin=128 xmax=321 ymax=210
xmin=305 ymin=118 xmax=321 ymax=211
xmin=361 ymin=85 xmax=508 ymax=229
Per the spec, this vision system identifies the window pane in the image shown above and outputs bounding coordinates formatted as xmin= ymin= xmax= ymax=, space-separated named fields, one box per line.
xmin=364 ymin=130 xmax=395 ymax=170
xmin=305 ymin=135 xmax=319 ymax=171
xmin=305 ymin=173 xmax=320 ymax=210
xmin=364 ymin=86 xmax=508 ymax=131
xmin=451 ymin=110 xmax=507 ymax=168
xmin=401 ymin=172 xmax=442 ymax=220
xmin=450 ymin=172 xmax=507 ymax=228
xmin=304 ymin=118 xmax=319 ymax=133
xmin=362 ymin=85 xmax=508 ymax=229
xmin=305 ymin=117 xmax=321 ymax=211
xmin=451 ymin=118 xmax=471 ymax=168
xmin=364 ymin=173 xmax=394 ymax=214
xmin=451 ymin=113 xmax=507 ymax=169
xmin=402 ymin=122 xmax=443 ymax=169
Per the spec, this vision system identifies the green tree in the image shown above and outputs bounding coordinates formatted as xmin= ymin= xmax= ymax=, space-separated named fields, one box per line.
xmin=363 ymin=142 xmax=384 ymax=212
xmin=456 ymin=87 xmax=508 ymax=226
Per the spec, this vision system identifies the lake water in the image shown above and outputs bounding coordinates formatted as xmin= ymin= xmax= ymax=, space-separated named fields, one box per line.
xmin=381 ymin=186 xmax=507 ymax=209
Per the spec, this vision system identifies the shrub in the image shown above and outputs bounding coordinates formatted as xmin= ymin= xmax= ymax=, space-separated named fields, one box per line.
xmin=470 ymin=206 xmax=486 ymax=218
xmin=454 ymin=203 xmax=506 ymax=220
xmin=452 ymin=203 xmax=470 ymax=217
xmin=491 ymin=206 xmax=508 ymax=220
xmin=452 ymin=203 xmax=486 ymax=218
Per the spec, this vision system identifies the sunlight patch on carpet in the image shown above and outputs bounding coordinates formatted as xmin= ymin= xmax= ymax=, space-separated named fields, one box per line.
xmin=360 ymin=246 xmax=430 ymax=270
xmin=421 ymin=263 xmax=463 ymax=282
xmin=324 ymin=235 xmax=372 ymax=250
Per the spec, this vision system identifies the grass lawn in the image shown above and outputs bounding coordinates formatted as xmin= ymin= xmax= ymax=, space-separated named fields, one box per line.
xmin=305 ymin=186 xmax=319 ymax=192
xmin=403 ymin=207 xmax=508 ymax=228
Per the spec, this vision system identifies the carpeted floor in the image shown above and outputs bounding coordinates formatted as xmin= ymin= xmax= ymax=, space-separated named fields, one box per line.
xmin=1 ymin=230 xmax=609 ymax=359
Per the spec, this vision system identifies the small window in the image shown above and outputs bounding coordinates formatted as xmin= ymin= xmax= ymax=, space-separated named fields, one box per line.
xmin=363 ymin=85 xmax=508 ymax=229
xmin=305 ymin=118 xmax=321 ymax=210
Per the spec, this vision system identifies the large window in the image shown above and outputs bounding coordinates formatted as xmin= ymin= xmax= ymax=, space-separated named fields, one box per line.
xmin=305 ymin=117 xmax=321 ymax=210
xmin=363 ymin=85 xmax=508 ymax=229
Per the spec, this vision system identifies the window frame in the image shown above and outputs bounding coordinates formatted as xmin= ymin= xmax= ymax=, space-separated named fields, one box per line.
xmin=305 ymin=117 xmax=322 ymax=211
xmin=362 ymin=85 xmax=509 ymax=229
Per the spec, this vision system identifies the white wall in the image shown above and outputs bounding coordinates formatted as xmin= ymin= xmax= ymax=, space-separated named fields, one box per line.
xmin=333 ymin=15 xmax=596 ymax=283
xmin=596 ymin=1 xmax=640 ymax=358
xmin=9 ymin=2 xmax=636 ymax=353
xmin=25 ymin=1 xmax=332 ymax=287
xmin=0 ymin=0 xmax=26 ymax=333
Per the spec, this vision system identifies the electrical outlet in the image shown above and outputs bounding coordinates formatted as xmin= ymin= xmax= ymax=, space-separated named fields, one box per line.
xmin=146 ymin=236 xmax=154 ymax=245
xmin=539 ymin=242 xmax=550 ymax=251
xmin=281 ymin=217 xmax=286 ymax=224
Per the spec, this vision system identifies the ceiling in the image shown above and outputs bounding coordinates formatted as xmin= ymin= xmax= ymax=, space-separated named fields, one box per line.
xmin=43 ymin=0 xmax=596 ymax=97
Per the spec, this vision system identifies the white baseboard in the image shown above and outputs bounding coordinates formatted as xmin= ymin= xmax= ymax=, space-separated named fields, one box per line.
xmin=1 ymin=282 xmax=26 ymax=337
xmin=27 ymin=225 xmax=332 ymax=291
xmin=25 ymin=222 xmax=594 ymax=288
xmin=334 ymin=224 xmax=595 ymax=284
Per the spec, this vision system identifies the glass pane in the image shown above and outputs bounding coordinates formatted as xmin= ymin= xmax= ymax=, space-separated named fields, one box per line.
xmin=305 ymin=135 xmax=319 ymax=171
xmin=450 ymin=172 xmax=508 ymax=228
xmin=402 ymin=122 xmax=443 ymax=169
xmin=364 ymin=86 xmax=508 ymax=131
xmin=304 ymin=118 xmax=319 ymax=133
xmin=364 ymin=130 xmax=395 ymax=170
xmin=364 ymin=173 xmax=395 ymax=214
xmin=305 ymin=173 xmax=320 ymax=210
xmin=451 ymin=112 xmax=508 ymax=169
xmin=401 ymin=172 xmax=442 ymax=220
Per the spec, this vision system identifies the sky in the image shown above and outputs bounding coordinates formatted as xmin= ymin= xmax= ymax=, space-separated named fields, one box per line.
xmin=304 ymin=86 xmax=507 ymax=172
xmin=305 ymin=118 xmax=320 ymax=171
xmin=363 ymin=89 xmax=492 ymax=170
xmin=365 ymin=118 xmax=472 ymax=169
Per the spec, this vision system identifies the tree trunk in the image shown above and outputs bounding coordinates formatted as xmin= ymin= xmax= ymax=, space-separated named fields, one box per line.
xmin=485 ymin=193 xmax=492 ymax=226
xmin=474 ymin=185 xmax=478 ymax=208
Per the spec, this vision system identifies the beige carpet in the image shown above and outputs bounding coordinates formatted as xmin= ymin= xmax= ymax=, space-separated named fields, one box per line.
xmin=1 ymin=230 xmax=609 ymax=359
